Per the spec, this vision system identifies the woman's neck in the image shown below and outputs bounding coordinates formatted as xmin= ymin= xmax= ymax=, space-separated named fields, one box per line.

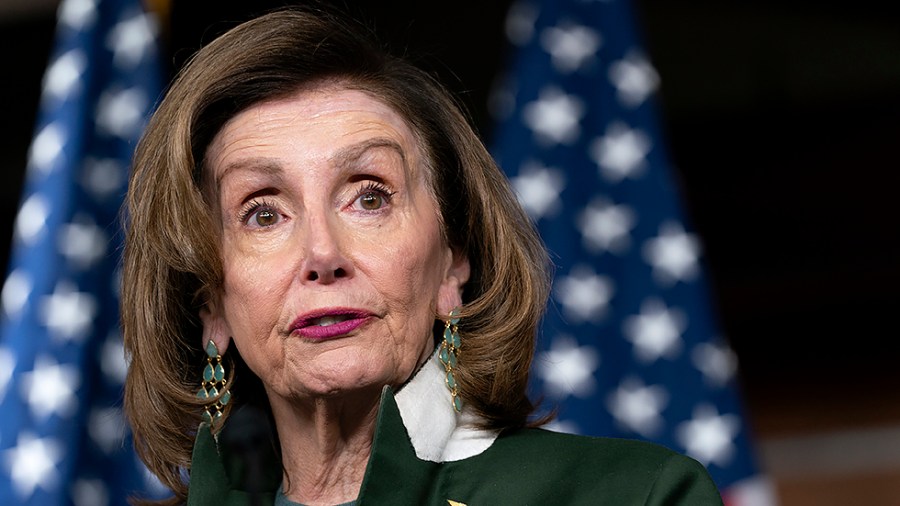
xmin=268 ymin=389 xmax=380 ymax=506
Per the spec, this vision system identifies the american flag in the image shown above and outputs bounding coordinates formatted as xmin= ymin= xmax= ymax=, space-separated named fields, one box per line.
xmin=0 ymin=0 xmax=168 ymax=503
xmin=492 ymin=1 xmax=777 ymax=504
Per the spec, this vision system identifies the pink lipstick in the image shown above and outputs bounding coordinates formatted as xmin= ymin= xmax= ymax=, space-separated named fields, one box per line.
xmin=290 ymin=308 xmax=373 ymax=340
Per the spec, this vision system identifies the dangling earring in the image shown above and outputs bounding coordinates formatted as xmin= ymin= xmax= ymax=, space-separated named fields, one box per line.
xmin=439 ymin=308 xmax=462 ymax=412
xmin=197 ymin=340 xmax=231 ymax=423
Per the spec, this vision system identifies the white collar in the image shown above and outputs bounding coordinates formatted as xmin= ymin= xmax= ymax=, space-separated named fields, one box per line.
xmin=394 ymin=350 xmax=499 ymax=462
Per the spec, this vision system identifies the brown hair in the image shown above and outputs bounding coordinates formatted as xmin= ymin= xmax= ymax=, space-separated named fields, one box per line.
xmin=123 ymin=7 xmax=550 ymax=502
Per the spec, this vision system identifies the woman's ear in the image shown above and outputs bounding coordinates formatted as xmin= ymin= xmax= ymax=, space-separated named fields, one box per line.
xmin=199 ymin=302 xmax=232 ymax=355
xmin=437 ymin=248 xmax=471 ymax=316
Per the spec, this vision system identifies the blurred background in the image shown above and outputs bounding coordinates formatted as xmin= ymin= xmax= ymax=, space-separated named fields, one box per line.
xmin=0 ymin=0 xmax=898 ymax=504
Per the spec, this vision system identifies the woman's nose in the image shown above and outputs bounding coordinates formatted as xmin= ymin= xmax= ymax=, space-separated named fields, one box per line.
xmin=299 ymin=215 xmax=352 ymax=284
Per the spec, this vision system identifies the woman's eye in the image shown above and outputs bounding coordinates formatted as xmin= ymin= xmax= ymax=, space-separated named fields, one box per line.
xmin=239 ymin=199 xmax=282 ymax=228
xmin=351 ymin=182 xmax=395 ymax=211
xmin=251 ymin=208 xmax=280 ymax=227
xmin=358 ymin=192 xmax=384 ymax=210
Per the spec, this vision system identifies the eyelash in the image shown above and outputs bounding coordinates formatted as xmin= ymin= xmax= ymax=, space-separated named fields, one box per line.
xmin=236 ymin=181 xmax=396 ymax=226
xmin=238 ymin=198 xmax=278 ymax=225
xmin=351 ymin=181 xmax=396 ymax=210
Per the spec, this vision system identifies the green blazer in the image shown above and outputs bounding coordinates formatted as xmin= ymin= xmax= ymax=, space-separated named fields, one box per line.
xmin=187 ymin=387 xmax=723 ymax=505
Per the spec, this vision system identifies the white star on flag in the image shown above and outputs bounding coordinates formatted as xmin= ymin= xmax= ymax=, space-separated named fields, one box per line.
xmin=58 ymin=0 xmax=98 ymax=31
xmin=43 ymin=50 xmax=87 ymax=102
xmin=2 ymin=433 xmax=63 ymax=500
xmin=39 ymin=281 xmax=98 ymax=342
xmin=2 ymin=269 xmax=32 ymax=318
xmin=607 ymin=377 xmax=669 ymax=437
xmin=0 ymin=347 xmax=14 ymax=403
xmin=676 ymin=404 xmax=741 ymax=467
xmin=623 ymin=298 xmax=686 ymax=362
xmin=141 ymin=464 xmax=170 ymax=497
xmin=19 ymin=356 xmax=82 ymax=420
xmin=643 ymin=221 xmax=701 ymax=285
xmin=14 ymin=194 xmax=51 ymax=246
xmin=540 ymin=22 xmax=602 ymax=73
xmin=88 ymin=407 xmax=127 ymax=455
xmin=505 ymin=2 xmax=539 ymax=46
xmin=608 ymin=49 xmax=660 ymax=108
xmin=28 ymin=123 xmax=66 ymax=174
xmin=106 ymin=11 xmax=157 ymax=68
xmin=111 ymin=266 xmax=123 ymax=299
xmin=72 ymin=479 xmax=110 ymax=506
xmin=578 ymin=197 xmax=637 ymax=254
xmin=590 ymin=121 xmax=652 ymax=181
xmin=58 ymin=215 xmax=108 ymax=269
xmin=554 ymin=265 xmax=615 ymax=323
xmin=692 ymin=341 xmax=738 ymax=387
xmin=535 ymin=335 xmax=599 ymax=398
xmin=510 ymin=160 xmax=566 ymax=220
xmin=95 ymin=87 xmax=148 ymax=139
xmin=81 ymin=157 xmax=126 ymax=199
xmin=100 ymin=331 xmax=129 ymax=385
xmin=522 ymin=86 xmax=586 ymax=145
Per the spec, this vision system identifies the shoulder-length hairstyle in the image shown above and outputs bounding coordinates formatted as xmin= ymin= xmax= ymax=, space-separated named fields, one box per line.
xmin=123 ymin=7 xmax=550 ymax=502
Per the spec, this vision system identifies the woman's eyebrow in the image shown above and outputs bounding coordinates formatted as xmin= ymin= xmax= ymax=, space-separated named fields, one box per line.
xmin=213 ymin=138 xmax=408 ymax=194
xmin=330 ymin=137 xmax=408 ymax=172
xmin=215 ymin=158 xmax=284 ymax=190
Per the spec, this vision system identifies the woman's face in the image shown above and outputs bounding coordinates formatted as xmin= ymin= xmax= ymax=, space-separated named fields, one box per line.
xmin=203 ymin=86 xmax=469 ymax=404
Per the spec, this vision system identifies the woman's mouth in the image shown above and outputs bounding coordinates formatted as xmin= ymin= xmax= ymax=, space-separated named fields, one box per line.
xmin=309 ymin=315 xmax=353 ymax=326
xmin=291 ymin=309 xmax=373 ymax=340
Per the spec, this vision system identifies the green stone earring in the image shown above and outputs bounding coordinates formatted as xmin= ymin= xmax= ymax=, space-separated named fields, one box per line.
xmin=196 ymin=340 xmax=230 ymax=423
xmin=439 ymin=308 xmax=462 ymax=412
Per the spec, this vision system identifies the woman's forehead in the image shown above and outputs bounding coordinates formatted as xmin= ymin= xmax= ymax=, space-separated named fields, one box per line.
xmin=207 ymin=87 xmax=422 ymax=173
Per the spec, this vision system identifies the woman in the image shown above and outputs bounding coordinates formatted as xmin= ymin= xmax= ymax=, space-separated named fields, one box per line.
xmin=123 ymin=8 xmax=722 ymax=506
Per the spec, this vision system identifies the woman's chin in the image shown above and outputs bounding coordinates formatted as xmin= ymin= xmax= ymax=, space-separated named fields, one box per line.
xmin=284 ymin=344 xmax=412 ymax=387
xmin=270 ymin=364 xmax=395 ymax=404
